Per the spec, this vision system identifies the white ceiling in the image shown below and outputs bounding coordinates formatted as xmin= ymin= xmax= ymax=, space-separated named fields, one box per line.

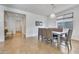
xmin=2 ymin=4 xmax=78 ymax=16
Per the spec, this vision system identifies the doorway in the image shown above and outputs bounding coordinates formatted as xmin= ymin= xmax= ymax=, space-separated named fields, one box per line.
xmin=4 ymin=11 xmax=26 ymax=40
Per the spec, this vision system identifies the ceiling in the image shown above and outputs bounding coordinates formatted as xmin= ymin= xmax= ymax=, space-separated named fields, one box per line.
xmin=2 ymin=4 xmax=78 ymax=16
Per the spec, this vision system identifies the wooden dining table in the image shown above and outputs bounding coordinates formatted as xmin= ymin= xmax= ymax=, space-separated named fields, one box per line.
xmin=38 ymin=28 xmax=63 ymax=41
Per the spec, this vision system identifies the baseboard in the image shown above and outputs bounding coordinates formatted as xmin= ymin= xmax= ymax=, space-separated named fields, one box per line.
xmin=0 ymin=39 xmax=5 ymax=42
xmin=26 ymin=34 xmax=37 ymax=37
xmin=71 ymin=37 xmax=79 ymax=41
xmin=71 ymin=39 xmax=79 ymax=41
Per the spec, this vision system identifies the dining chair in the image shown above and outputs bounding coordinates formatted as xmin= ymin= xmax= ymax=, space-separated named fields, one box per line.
xmin=60 ymin=29 xmax=72 ymax=53
xmin=52 ymin=29 xmax=72 ymax=53
xmin=52 ymin=28 xmax=62 ymax=45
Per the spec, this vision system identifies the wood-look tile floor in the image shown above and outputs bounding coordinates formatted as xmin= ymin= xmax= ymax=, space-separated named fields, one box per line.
xmin=0 ymin=33 xmax=79 ymax=54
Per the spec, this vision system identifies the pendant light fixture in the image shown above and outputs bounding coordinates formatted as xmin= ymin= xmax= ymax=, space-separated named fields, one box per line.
xmin=50 ymin=4 xmax=56 ymax=18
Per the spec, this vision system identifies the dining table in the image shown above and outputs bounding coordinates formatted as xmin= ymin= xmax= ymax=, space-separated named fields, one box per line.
xmin=38 ymin=28 xmax=63 ymax=41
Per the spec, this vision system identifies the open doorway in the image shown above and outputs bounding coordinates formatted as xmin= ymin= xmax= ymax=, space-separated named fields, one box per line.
xmin=4 ymin=11 xmax=26 ymax=40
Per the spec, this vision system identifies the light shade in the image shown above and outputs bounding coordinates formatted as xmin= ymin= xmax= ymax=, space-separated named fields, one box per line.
xmin=50 ymin=13 xmax=56 ymax=18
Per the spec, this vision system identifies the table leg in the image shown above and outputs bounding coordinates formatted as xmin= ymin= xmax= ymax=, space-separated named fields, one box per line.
xmin=57 ymin=34 xmax=60 ymax=48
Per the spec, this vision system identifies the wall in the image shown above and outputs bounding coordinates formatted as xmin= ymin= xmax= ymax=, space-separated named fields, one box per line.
xmin=57 ymin=5 xmax=79 ymax=40
xmin=46 ymin=17 xmax=57 ymax=28
xmin=0 ymin=6 xmax=4 ymax=42
xmin=26 ymin=13 xmax=47 ymax=37
xmin=0 ymin=5 xmax=47 ymax=42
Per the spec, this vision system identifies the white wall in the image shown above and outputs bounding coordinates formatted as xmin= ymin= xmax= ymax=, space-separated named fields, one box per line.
xmin=0 ymin=5 xmax=47 ymax=42
xmin=26 ymin=13 xmax=47 ymax=37
xmin=0 ymin=6 xmax=4 ymax=42
xmin=46 ymin=17 xmax=57 ymax=28
xmin=57 ymin=5 xmax=79 ymax=40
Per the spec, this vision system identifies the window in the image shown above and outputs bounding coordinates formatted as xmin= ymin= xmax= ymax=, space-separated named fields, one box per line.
xmin=57 ymin=19 xmax=73 ymax=29
xmin=56 ymin=13 xmax=73 ymax=29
